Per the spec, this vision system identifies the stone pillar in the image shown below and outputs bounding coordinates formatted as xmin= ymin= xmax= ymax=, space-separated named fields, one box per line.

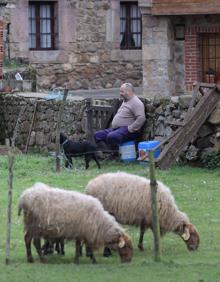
xmin=0 ymin=20 xmax=3 ymax=79
xmin=0 ymin=2 xmax=7 ymax=79
xmin=141 ymin=13 xmax=174 ymax=97
xmin=7 ymin=0 xmax=30 ymax=59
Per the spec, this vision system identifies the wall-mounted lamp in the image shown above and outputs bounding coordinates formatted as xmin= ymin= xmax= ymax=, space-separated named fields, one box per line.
xmin=0 ymin=2 xmax=8 ymax=17
xmin=174 ymin=24 xmax=185 ymax=40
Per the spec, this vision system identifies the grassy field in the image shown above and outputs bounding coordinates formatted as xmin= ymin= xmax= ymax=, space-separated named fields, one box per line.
xmin=0 ymin=154 xmax=220 ymax=282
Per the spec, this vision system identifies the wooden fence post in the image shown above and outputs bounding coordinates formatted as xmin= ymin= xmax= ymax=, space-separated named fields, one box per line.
xmin=5 ymin=103 xmax=23 ymax=264
xmin=55 ymin=88 xmax=69 ymax=172
xmin=86 ymin=98 xmax=94 ymax=142
xmin=11 ymin=105 xmax=26 ymax=147
xmin=5 ymin=139 xmax=15 ymax=265
xmin=149 ymin=150 xmax=161 ymax=262
xmin=24 ymin=101 xmax=38 ymax=154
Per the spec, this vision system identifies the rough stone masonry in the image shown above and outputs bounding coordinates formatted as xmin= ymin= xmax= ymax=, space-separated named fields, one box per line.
xmin=1 ymin=92 xmax=220 ymax=165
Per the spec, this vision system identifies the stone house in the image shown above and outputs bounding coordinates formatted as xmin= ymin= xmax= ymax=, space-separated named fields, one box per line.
xmin=3 ymin=0 xmax=220 ymax=96
xmin=5 ymin=0 xmax=143 ymax=91
xmin=140 ymin=0 xmax=220 ymax=96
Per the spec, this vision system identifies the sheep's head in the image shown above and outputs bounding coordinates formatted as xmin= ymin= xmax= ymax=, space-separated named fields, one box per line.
xmin=107 ymin=234 xmax=133 ymax=263
xmin=117 ymin=234 xmax=133 ymax=263
xmin=179 ymin=223 xmax=200 ymax=251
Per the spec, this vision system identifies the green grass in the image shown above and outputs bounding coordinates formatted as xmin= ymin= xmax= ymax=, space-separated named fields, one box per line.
xmin=0 ymin=154 xmax=220 ymax=282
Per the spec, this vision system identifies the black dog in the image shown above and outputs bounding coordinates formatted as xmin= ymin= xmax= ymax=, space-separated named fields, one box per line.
xmin=60 ymin=133 xmax=101 ymax=169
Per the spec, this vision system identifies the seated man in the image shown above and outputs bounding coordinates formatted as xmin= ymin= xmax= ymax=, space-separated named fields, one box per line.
xmin=94 ymin=82 xmax=146 ymax=151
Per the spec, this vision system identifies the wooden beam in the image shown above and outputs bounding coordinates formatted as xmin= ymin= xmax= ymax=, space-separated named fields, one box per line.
xmin=11 ymin=105 xmax=26 ymax=147
xmin=156 ymin=86 xmax=220 ymax=169
xmin=86 ymin=98 xmax=94 ymax=142
xmin=152 ymin=0 xmax=220 ymax=15
xmin=153 ymin=0 xmax=220 ymax=3
xmin=24 ymin=102 xmax=38 ymax=154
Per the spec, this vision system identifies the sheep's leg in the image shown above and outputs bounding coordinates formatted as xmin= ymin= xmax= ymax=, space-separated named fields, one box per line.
xmin=84 ymin=243 xmax=97 ymax=264
xmin=48 ymin=241 xmax=54 ymax=254
xmin=55 ymin=240 xmax=60 ymax=254
xmin=79 ymin=242 xmax=83 ymax=256
xmin=42 ymin=240 xmax=53 ymax=255
xmin=138 ymin=222 xmax=146 ymax=251
xmin=103 ymin=246 xmax=112 ymax=257
xmin=33 ymin=238 xmax=47 ymax=263
xmin=89 ymin=252 xmax=97 ymax=264
xmin=87 ymin=245 xmax=97 ymax=264
xmin=57 ymin=238 xmax=65 ymax=255
xmin=24 ymin=231 xmax=34 ymax=263
xmin=60 ymin=240 xmax=65 ymax=255
xmin=74 ymin=239 xmax=81 ymax=264
xmin=85 ymin=245 xmax=92 ymax=257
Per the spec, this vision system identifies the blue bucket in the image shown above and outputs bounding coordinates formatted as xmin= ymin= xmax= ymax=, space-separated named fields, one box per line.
xmin=138 ymin=140 xmax=160 ymax=163
xmin=119 ymin=141 xmax=136 ymax=162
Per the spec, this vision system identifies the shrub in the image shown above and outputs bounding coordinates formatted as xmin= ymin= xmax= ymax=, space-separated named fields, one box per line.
xmin=200 ymin=150 xmax=220 ymax=169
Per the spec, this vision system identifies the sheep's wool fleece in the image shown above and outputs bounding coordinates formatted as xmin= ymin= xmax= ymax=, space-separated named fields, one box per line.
xmin=18 ymin=183 xmax=124 ymax=248
xmin=85 ymin=172 xmax=189 ymax=235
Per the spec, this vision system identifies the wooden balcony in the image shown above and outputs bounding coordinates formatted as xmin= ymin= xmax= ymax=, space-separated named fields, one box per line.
xmin=151 ymin=0 xmax=220 ymax=15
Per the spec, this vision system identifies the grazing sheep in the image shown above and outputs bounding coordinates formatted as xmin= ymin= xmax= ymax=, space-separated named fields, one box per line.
xmin=85 ymin=172 xmax=200 ymax=252
xmin=18 ymin=183 xmax=133 ymax=264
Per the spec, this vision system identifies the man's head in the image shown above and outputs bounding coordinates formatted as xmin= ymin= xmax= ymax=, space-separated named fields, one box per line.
xmin=120 ymin=83 xmax=135 ymax=101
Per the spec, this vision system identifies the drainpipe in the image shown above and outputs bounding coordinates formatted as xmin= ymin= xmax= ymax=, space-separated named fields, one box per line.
xmin=6 ymin=22 xmax=10 ymax=60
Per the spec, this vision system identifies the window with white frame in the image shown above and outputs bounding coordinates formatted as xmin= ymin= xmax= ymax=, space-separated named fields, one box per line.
xmin=29 ymin=2 xmax=57 ymax=50
xmin=120 ymin=2 xmax=142 ymax=49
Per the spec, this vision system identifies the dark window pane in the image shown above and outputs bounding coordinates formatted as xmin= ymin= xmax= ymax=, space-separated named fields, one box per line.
xmin=199 ymin=33 xmax=220 ymax=83
xmin=29 ymin=5 xmax=36 ymax=49
xmin=120 ymin=2 xmax=142 ymax=50
xmin=29 ymin=2 xmax=56 ymax=50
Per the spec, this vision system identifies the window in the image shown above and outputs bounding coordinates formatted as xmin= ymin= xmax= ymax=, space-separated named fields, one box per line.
xmin=120 ymin=2 xmax=142 ymax=50
xmin=199 ymin=33 xmax=220 ymax=83
xmin=174 ymin=24 xmax=185 ymax=40
xmin=29 ymin=2 xmax=57 ymax=50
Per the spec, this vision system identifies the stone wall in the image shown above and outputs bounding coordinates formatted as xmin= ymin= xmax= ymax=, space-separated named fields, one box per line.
xmin=5 ymin=0 xmax=142 ymax=90
xmin=0 ymin=94 xmax=89 ymax=152
xmin=145 ymin=95 xmax=220 ymax=163
xmin=0 ymin=93 xmax=219 ymax=165
xmin=35 ymin=61 xmax=142 ymax=91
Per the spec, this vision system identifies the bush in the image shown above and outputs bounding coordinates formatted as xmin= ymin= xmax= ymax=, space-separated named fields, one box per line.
xmin=200 ymin=150 xmax=220 ymax=169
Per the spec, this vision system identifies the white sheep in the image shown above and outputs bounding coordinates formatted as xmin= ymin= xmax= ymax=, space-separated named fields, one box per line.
xmin=18 ymin=182 xmax=133 ymax=264
xmin=85 ymin=172 xmax=200 ymax=252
